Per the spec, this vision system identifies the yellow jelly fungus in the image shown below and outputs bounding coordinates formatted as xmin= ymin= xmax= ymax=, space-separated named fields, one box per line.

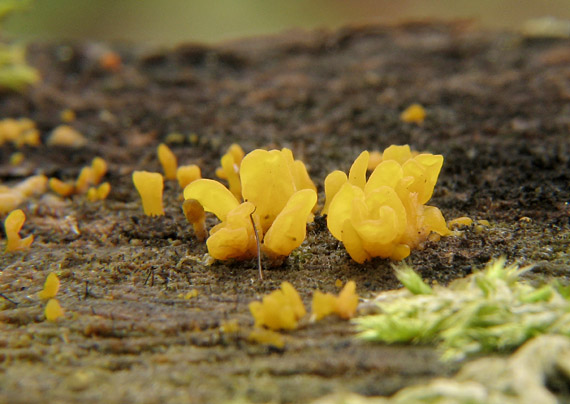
xmin=248 ymin=328 xmax=285 ymax=349
xmin=4 ymin=209 xmax=33 ymax=252
xmin=184 ymin=179 xmax=240 ymax=222
xmin=207 ymin=202 xmax=261 ymax=260
xmin=60 ymin=108 xmax=76 ymax=123
xmin=10 ymin=152 xmax=24 ymax=166
xmin=367 ymin=150 xmax=382 ymax=171
xmin=0 ymin=118 xmax=41 ymax=147
xmin=220 ymin=153 xmax=242 ymax=199
xmin=46 ymin=125 xmax=88 ymax=147
xmin=263 ymin=189 xmax=317 ymax=257
xmin=13 ymin=175 xmax=48 ymax=198
xmin=45 ymin=298 xmax=64 ymax=322
xmin=184 ymin=289 xmax=199 ymax=299
xmin=249 ymin=282 xmax=306 ymax=331
xmin=176 ymin=165 xmax=201 ymax=189
xmin=182 ymin=199 xmax=208 ymax=242
xmin=478 ymin=219 xmax=490 ymax=227
xmin=49 ymin=178 xmax=75 ymax=197
xmin=91 ymin=157 xmax=107 ymax=184
xmin=448 ymin=216 xmax=473 ymax=228
xmin=0 ymin=191 xmax=23 ymax=214
xmin=157 ymin=143 xmax=178 ymax=180
xmin=164 ymin=132 xmax=185 ymax=144
xmin=312 ymin=281 xmax=359 ymax=321
xmin=322 ymin=170 xmax=348 ymax=216
xmin=400 ymin=103 xmax=426 ymax=124
xmin=220 ymin=319 xmax=240 ymax=334
xmin=348 ymin=150 xmax=369 ymax=189
xmin=75 ymin=167 xmax=94 ymax=194
xmin=39 ymin=272 xmax=60 ymax=300
xmin=326 ymin=145 xmax=450 ymax=262
xmin=132 ymin=171 xmax=164 ymax=216
xmin=87 ymin=182 xmax=111 ymax=202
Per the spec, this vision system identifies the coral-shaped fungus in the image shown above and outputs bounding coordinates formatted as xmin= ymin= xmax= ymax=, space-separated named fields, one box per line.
xmin=4 ymin=209 xmax=33 ymax=252
xmin=324 ymin=145 xmax=450 ymax=262
xmin=184 ymin=147 xmax=317 ymax=260
xmin=133 ymin=171 xmax=165 ymax=216
xmin=249 ymin=282 xmax=306 ymax=330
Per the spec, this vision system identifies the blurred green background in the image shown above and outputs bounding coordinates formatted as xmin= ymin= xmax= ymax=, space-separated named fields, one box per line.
xmin=4 ymin=0 xmax=570 ymax=45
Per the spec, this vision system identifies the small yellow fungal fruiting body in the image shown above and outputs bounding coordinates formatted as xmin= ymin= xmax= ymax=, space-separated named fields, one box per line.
xmin=0 ymin=118 xmax=41 ymax=147
xmin=176 ymin=165 xmax=201 ymax=189
xmin=312 ymin=281 xmax=359 ymax=320
xmin=91 ymin=157 xmax=108 ymax=184
xmin=4 ymin=209 xmax=33 ymax=252
xmin=322 ymin=170 xmax=347 ymax=216
xmin=75 ymin=167 xmax=95 ymax=194
xmin=0 ymin=191 xmax=24 ymax=214
xmin=325 ymin=145 xmax=450 ymax=262
xmin=87 ymin=182 xmax=111 ymax=202
xmin=249 ymin=282 xmax=306 ymax=331
xmin=13 ymin=175 xmax=48 ymax=198
xmin=47 ymin=125 xmax=88 ymax=147
xmin=400 ymin=103 xmax=426 ymax=124
xmin=9 ymin=152 xmax=24 ymax=166
xmin=248 ymin=329 xmax=285 ymax=349
xmin=157 ymin=143 xmax=178 ymax=180
xmin=448 ymin=216 xmax=473 ymax=228
xmin=45 ymin=298 xmax=64 ymax=322
xmin=49 ymin=178 xmax=75 ymax=197
xmin=132 ymin=171 xmax=165 ymax=216
xmin=39 ymin=272 xmax=60 ymax=300
xmin=182 ymin=199 xmax=208 ymax=242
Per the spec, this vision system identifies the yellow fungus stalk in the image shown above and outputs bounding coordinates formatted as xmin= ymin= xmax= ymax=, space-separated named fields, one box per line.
xmin=47 ymin=125 xmax=87 ymax=147
xmin=400 ymin=103 xmax=426 ymax=124
xmin=132 ymin=171 xmax=165 ymax=216
xmin=39 ymin=272 xmax=60 ymax=300
xmin=176 ymin=165 xmax=201 ymax=189
xmin=45 ymin=298 xmax=64 ymax=322
xmin=249 ymin=282 xmax=306 ymax=331
xmin=157 ymin=143 xmax=178 ymax=180
xmin=182 ymin=199 xmax=208 ymax=242
xmin=75 ymin=167 xmax=95 ymax=194
xmin=49 ymin=178 xmax=75 ymax=197
xmin=87 ymin=182 xmax=111 ymax=202
xmin=4 ymin=209 xmax=33 ymax=252
xmin=91 ymin=157 xmax=108 ymax=184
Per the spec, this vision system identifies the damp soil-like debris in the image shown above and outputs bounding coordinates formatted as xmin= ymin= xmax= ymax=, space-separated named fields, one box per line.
xmin=1 ymin=21 xmax=570 ymax=403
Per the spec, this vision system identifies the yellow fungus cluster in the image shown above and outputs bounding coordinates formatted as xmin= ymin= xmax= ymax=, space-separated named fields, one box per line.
xmin=0 ymin=174 xmax=48 ymax=214
xmin=184 ymin=148 xmax=317 ymax=260
xmin=46 ymin=125 xmax=87 ymax=147
xmin=324 ymin=145 xmax=451 ymax=262
xmin=133 ymin=171 xmax=164 ymax=216
xmin=39 ymin=273 xmax=64 ymax=322
xmin=311 ymin=281 xmax=359 ymax=320
xmin=400 ymin=103 xmax=426 ymax=124
xmin=49 ymin=157 xmax=109 ymax=199
xmin=0 ymin=118 xmax=41 ymax=147
xmin=249 ymin=282 xmax=306 ymax=330
xmin=4 ymin=209 xmax=33 ymax=252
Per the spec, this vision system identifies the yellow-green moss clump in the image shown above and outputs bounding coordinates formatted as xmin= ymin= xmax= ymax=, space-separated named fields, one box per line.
xmin=184 ymin=147 xmax=317 ymax=261
xmin=324 ymin=145 xmax=450 ymax=262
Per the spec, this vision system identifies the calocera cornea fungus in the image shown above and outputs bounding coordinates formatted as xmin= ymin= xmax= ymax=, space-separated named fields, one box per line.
xmin=87 ymin=182 xmax=111 ymax=202
xmin=324 ymin=145 xmax=451 ymax=262
xmin=39 ymin=272 xmax=60 ymax=300
xmin=132 ymin=171 xmax=165 ymax=216
xmin=312 ymin=281 xmax=359 ymax=320
xmin=49 ymin=157 xmax=108 ymax=198
xmin=157 ymin=143 xmax=178 ymax=180
xmin=249 ymin=281 xmax=306 ymax=330
xmin=4 ymin=209 xmax=33 ymax=252
xmin=215 ymin=143 xmax=245 ymax=199
xmin=177 ymin=165 xmax=201 ymax=189
xmin=400 ymin=103 xmax=427 ymax=124
xmin=0 ymin=174 xmax=48 ymax=214
xmin=182 ymin=199 xmax=207 ymax=242
xmin=183 ymin=148 xmax=317 ymax=261
xmin=45 ymin=298 xmax=64 ymax=322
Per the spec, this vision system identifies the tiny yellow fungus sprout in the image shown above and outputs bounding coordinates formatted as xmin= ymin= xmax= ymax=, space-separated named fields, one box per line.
xmin=312 ymin=281 xmax=359 ymax=320
xmin=49 ymin=178 xmax=75 ymax=197
xmin=60 ymin=108 xmax=76 ymax=123
xmin=249 ymin=282 xmax=306 ymax=330
xmin=75 ymin=167 xmax=94 ymax=194
xmin=220 ymin=319 xmax=240 ymax=334
xmin=157 ymin=143 xmax=178 ymax=180
xmin=183 ymin=289 xmax=199 ymax=300
xmin=9 ymin=152 xmax=24 ymax=166
xmin=0 ymin=191 xmax=23 ymax=214
xmin=164 ymin=132 xmax=185 ymax=144
xmin=47 ymin=125 xmax=87 ymax=147
xmin=400 ymin=103 xmax=426 ymax=124
xmin=45 ymin=298 xmax=64 ymax=322
xmin=182 ymin=199 xmax=208 ymax=242
xmin=177 ymin=165 xmax=201 ymax=189
xmin=324 ymin=145 xmax=451 ymax=262
xmin=4 ymin=209 xmax=33 ymax=252
xmin=248 ymin=328 xmax=285 ymax=349
xmin=86 ymin=182 xmax=111 ymax=202
xmin=39 ymin=272 xmax=60 ymax=300
xmin=448 ymin=216 xmax=473 ymax=228
xmin=0 ymin=118 xmax=40 ymax=147
xmin=132 ymin=171 xmax=164 ymax=216
xmin=0 ymin=175 xmax=48 ymax=214
xmin=91 ymin=157 xmax=108 ymax=184
xmin=216 ymin=143 xmax=245 ymax=180
xmin=367 ymin=150 xmax=382 ymax=171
